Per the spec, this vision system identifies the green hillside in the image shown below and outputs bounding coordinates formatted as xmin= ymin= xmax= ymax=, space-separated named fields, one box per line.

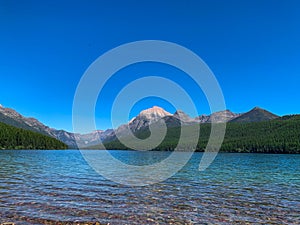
xmin=102 ymin=115 xmax=300 ymax=153
xmin=0 ymin=122 xmax=67 ymax=150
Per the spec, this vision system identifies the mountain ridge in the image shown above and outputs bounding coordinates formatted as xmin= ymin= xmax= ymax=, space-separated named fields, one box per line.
xmin=0 ymin=104 xmax=282 ymax=148
xmin=230 ymin=106 xmax=279 ymax=123
xmin=0 ymin=105 xmax=109 ymax=148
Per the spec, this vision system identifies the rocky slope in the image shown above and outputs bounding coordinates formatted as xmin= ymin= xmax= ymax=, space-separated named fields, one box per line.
xmin=129 ymin=106 xmax=172 ymax=132
xmin=195 ymin=110 xmax=241 ymax=123
xmin=104 ymin=106 xmax=173 ymax=141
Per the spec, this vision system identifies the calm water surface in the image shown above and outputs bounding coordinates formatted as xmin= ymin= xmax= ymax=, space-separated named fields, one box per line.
xmin=0 ymin=150 xmax=299 ymax=224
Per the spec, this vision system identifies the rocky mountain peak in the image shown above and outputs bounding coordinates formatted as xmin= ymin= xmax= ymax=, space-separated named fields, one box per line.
xmin=0 ymin=106 xmax=23 ymax=119
xmin=137 ymin=106 xmax=171 ymax=121
xmin=173 ymin=109 xmax=185 ymax=115
xmin=251 ymin=106 xmax=264 ymax=112
xmin=209 ymin=110 xmax=239 ymax=123
xmin=124 ymin=106 xmax=172 ymax=133
xmin=173 ymin=110 xmax=194 ymax=122
xmin=195 ymin=110 xmax=241 ymax=123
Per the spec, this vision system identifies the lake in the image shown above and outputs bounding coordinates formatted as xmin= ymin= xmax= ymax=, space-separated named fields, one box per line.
xmin=0 ymin=150 xmax=299 ymax=224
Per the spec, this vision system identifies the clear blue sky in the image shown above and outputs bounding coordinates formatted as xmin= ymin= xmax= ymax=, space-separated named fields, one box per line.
xmin=0 ymin=0 xmax=299 ymax=132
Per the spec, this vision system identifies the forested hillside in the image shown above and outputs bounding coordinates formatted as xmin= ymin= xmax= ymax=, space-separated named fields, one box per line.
xmin=0 ymin=122 xmax=67 ymax=150
xmin=102 ymin=115 xmax=300 ymax=153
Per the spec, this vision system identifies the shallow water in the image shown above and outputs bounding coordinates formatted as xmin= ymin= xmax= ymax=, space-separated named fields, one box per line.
xmin=0 ymin=150 xmax=299 ymax=224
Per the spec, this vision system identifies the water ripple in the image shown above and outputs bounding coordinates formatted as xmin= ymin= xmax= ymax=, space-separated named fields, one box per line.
xmin=0 ymin=150 xmax=299 ymax=224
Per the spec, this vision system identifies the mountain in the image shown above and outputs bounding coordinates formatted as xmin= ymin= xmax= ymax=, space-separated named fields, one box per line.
xmin=101 ymin=106 xmax=280 ymax=144
xmin=173 ymin=110 xmax=194 ymax=122
xmin=103 ymin=114 xmax=300 ymax=153
xmin=158 ymin=115 xmax=183 ymax=127
xmin=104 ymin=107 xmax=201 ymax=142
xmin=0 ymin=106 xmax=48 ymax=134
xmin=0 ymin=121 xmax=67 ymax=150
xmin=53 ymin=129 xmax=111 ymax=148
xmin=104 ymin=106 xmax=172 ymax=142
xmin=195 ymin=110 xmax=241 ymax=123
xmin=230 ymin=107 xmax=279 ymax=123
xmin=97 ymin=106 xmax=288 ymax=150
xmin=101 ymin=108 xmax=241 ymax=145
xmin=129 ymin=106 xmax=172 ymax=132
xmin=156 ymin=110 xmax=198 ymax=128
xmin=0 ymin=104 xmax=284 ymax=149
xmin=195 ymin=114 xmax=210 ymax=123
xmin=0 ymin=105 xmax=109 ymax=148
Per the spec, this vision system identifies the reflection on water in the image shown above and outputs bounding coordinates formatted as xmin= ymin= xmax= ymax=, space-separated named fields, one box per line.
xmin=0 ymin=150 xmax=300 ymax=224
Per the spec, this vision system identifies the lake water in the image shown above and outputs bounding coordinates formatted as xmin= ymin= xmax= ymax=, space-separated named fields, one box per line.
xmin=0 ymin=150 xmax=299 ymax=224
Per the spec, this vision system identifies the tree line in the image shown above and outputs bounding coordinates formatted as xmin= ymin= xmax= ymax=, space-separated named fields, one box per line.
xmin=0 ymin=122 xmax=67 ymax=150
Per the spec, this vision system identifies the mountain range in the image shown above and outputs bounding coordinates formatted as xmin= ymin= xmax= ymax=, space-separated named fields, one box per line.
xmin=0 ymin=104 xmax=283 ymax=149
xmin=0 ymin=105 xmax=113 ymax=148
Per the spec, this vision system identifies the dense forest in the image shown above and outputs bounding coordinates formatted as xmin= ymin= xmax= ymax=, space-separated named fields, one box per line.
xmin=103 ymin=115 xmax=300 ymax=153
xmin=0 ymin=122 xmax=67 ymax=150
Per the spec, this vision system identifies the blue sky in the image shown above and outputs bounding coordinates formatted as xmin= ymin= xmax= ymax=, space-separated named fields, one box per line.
xmin=0 ymin=0 xmax=299 ymax=132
